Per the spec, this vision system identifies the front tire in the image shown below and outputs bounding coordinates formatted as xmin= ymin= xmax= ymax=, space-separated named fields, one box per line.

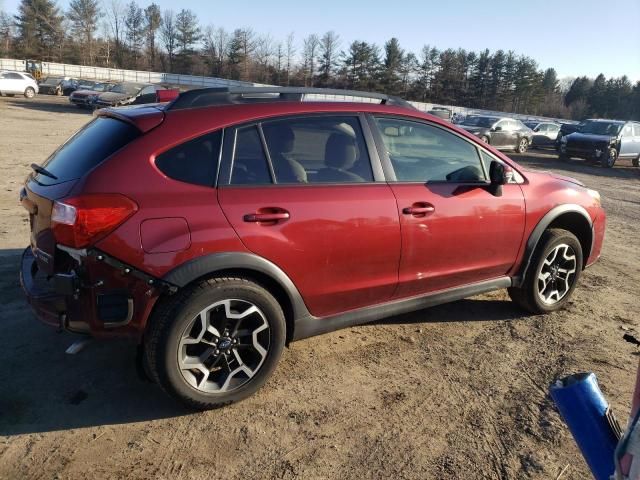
xmin=509 ymin=228 xmax=582 ymax=314
xmin=144 ymin=277 xmax=286 ymax=410
xmin=480 ymin=135 xmax=489 ymax=144
xmin=515 ymin=137 xmax=529 ymax=154
xmin=601 ymin=147 xmax=618 ymax=168
xmin=24 ymin=87 xmax=35 ymax=98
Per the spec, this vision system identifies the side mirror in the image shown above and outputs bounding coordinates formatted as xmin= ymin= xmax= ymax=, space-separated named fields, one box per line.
xmin=533 ymin=127 xmax=540 ymax=132
xmin=488 ymin=160 xmax=513 ymax=196
xmin=493 ymin=126 xmax=502 ymax=132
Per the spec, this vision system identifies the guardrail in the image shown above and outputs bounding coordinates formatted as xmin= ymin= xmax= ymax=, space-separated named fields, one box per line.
xmin=0 ymin=58 xmax=260 ymax=88
xmin=0 ymin=57 xmax=574 ymax=124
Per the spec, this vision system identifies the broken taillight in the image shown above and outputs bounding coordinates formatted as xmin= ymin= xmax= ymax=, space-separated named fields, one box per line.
xmin=51 ymin=194 xmax=138 ymax=248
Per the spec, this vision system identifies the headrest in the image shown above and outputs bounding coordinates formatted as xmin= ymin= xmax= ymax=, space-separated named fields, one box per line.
xmin=325 ymin=133 xmax=357 ymax=170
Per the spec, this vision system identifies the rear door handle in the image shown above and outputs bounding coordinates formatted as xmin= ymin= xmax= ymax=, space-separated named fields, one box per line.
xmin=243 ymin=210 xmax=290 ymax=223
xmin=403 ymin=204 xmax=435 ymax=216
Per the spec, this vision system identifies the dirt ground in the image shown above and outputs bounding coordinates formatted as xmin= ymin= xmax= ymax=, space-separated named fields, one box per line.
xmin=0 ymin=95 xmax=639 ymax=480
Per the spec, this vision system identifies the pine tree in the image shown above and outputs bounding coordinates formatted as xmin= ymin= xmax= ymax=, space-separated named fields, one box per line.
xmin=175 ymin=9 xmax=200 ymax=73
xmin=381 ymin=37 xmax=404 ymax=95
xmin=67 ymin=0 xmax=100 ymax=65
xmin=124 ymin=1 xmax=144 ymax=68
xmin=318 ymin=31 xmax=340 ymax=86
xmin=14 ymin=0 xmax=63 ymax=60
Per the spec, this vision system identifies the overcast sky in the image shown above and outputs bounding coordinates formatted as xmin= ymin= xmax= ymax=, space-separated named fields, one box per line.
xmin=3 ymin=0 xmax=639 ymax=81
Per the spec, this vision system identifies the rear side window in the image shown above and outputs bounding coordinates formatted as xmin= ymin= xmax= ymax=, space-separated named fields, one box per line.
xmin=155 ymin=130 xmax=222 ymax=186
xmin=231 ymin=126 xmax=272 ymax=185
xmin=38 ymin=117 xmax=139 ymax=186
xmin=262 ymin=116 xmax=373 ymax=184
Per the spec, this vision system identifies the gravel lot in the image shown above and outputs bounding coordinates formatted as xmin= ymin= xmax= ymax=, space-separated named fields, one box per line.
xmin=1 ymin=95 xmax=639 ymax=480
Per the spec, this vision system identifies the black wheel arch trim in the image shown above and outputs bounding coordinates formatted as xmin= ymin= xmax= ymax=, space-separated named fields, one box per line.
xmin=512 ymin=204 xmax=593 ymax=288
xmin=162 ymin=252 xmax=312 ymax=320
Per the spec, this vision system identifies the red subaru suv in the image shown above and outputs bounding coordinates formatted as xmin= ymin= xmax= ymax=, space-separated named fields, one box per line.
xmin=20 ymin=87 xmax=605 ymax=409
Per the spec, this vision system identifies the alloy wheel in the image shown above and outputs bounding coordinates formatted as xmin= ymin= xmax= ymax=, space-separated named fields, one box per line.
xmin=537 ymin=244 xmax=577 ymax=305
xmin=518 ymin=138 xmax=528 ymax=153
xmin=177 ymin=299 xmax=270 ymax=393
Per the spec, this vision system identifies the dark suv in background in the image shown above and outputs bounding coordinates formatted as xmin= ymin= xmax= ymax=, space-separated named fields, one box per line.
xmin=559 ymin=119 xmax=640 ymax=167
xmin=458 ymin=115 xmax=533 ymax=153
xmin=20 ymin=87 xmax=605 ymax=409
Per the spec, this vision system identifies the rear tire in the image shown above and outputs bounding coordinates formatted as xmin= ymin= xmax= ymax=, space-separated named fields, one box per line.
xmin=144 ymin=277 xmax=286 ymax=410
xmin=24 ymin=87 xmax=35 ymax=98
xmin=508 ymin=228 xmax=582 ymax=314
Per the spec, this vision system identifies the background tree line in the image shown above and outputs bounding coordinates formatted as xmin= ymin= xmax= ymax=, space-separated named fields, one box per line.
xmin=1 ymin=0 xmax=639 ymax=120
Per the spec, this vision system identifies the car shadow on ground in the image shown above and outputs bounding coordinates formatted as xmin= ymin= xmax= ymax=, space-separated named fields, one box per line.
xmin=0 ymin=97 xmax=92 ymax=115
xmin=0 ymin=249 xmax=190 ymax=436
xmin=0 ymin=248 xmax=528 ymax=436
xmin=513 ymin=150 xmax=639 ymax=180
xmin=372 ymin=296 xmax=529 ymax=328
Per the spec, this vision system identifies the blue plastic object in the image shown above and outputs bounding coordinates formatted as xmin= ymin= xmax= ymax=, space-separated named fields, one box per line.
xmin=550 ymin=372 xmax=617 ymax=480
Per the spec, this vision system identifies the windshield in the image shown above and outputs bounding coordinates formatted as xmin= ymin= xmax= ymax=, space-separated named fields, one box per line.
xmin=41 ymin=77 xmax=62 ymax=85
xmin=580 ymin=121 xmax=623 ymax=136
xmin=462 ymin=116 xmax=497 ymax=128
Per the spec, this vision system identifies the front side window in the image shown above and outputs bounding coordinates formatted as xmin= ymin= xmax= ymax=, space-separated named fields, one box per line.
xmin=374 ymin=117 xmax=486 ymax=183
xmin=622 ymin=124 xmax=633 ymax=137
xmin=634 ymin=124 xmax=640 ymax=137
xmin=155 ymin=130 xmax=222 ymax=187
xmin=262 ymin=116 xmax=373 ymax=184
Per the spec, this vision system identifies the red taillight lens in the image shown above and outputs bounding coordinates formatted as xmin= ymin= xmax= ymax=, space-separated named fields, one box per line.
xmin=51 ymin=194 xmax=138 ymax=248
xmin=157 ymin=89 xmax=179 ymax=103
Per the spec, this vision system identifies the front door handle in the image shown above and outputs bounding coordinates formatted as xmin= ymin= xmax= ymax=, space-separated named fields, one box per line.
xmin=244 ymin=209 xmax=290 ymax=223
xmin=402 ymin=203 xmax=435 ymax=216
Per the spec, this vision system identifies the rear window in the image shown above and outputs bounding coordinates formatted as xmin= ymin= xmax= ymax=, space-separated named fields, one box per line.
xmin=37 ymin=117 xmax=140 ymax=186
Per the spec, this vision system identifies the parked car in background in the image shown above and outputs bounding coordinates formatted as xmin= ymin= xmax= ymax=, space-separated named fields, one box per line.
xmin=92 ymin=82 xmax=167 ymax=108
xmin=458 ymin=115 xmax=533 ymax=153
xmin=526 ymin=121 xmax=561 ymax=148
xmin=428 ymin=107 xmax=452 ymax=121
xmin=69 ymin=82 xmax=114 ymax=108
xmin=38 ymin=76 xmax=77 ymax=96
xmin=559 ymin=119 xmax=640 ymax=167
xmin=555 ymin=122 xmax=583 ymax=151
xmin=0 ymin=70 xmax=38 ymax=98
xmin=19 ymin=86 xmax=605 ymax=409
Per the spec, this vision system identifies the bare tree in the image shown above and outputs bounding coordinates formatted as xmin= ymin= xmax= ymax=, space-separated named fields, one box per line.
xmin=213 ymin=27 xmax=228 ymax=76
xmin=0 ymin=9 xmax=13 ymax=57
xmin=254 ymin=34 xmax=274 ymax=83
xmin=302 ymin=33 xmax=319 ymax=86
xmin=285 ymin=32 xmax=295 ymax=86
xmin=318 ymin=30 xmax=340 ymax=86
xmin=160 ymin=10 xmax=178 ymax=72
xmin=106 ymin=0 xmax=126 ymax=67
